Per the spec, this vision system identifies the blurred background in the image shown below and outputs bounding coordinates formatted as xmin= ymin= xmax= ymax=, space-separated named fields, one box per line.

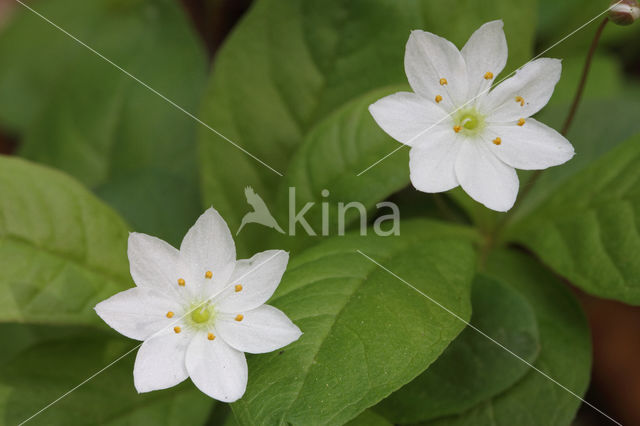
xmin=0 ymin=0 xmax=639 ymax=424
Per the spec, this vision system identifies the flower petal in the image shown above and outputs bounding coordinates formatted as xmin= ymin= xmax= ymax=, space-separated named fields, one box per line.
xmin=180 ymin=208 xmax=236 ymax=297
xmin=461 ymin=20 xmax=508 ymax=99
xmin=216 ymin=305 xmax=302 ymax=354
xmin=133 ymin=328 xmax=191 ymax=393
xmin=405 ymin=30 xmax=468 ymax=109
xmin=409 ymin=129 xmax=462 ymax=193
xmin=455 ymin=138 xmax=519 ymax=212
xmin=128 ymin=232 xmax=185 ymax=299
xmin=214 ymin=250 xmax=289 ymax=313
xmin=486 ymin=119 xmax=575 ymax=170
xmin=94 ymin=287 xmax=179 ymax=340
xmin=186 ymin=335 xmax=247 ymax=402
xmin=481 ymin=58 xmax=561 ymax=122
xmin=369 ymin=92 xmax=448 ymax=146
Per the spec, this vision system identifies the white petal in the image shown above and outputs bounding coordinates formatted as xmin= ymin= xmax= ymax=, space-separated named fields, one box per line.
xmin=128 ymin=233 xmax=185 ymax=300
xmin=180 ymin=208 xmax=236 ymax=297
xmin=409 ymin=128 xmax=462 ymax=193
xmin=133 ymin=328 xmax=191 ymax=393
xmin=455 ymin=138 xmax=519 ymax=212
xmin=486 ymin=119 xmax=575 ymax=170
xmin=461 ymin=20 xmax=508 ymax=99
xmin=368 ymin=92 xmax=448 ymax=146
xmin=94 ymin=287 xmax=179 ymax=340
xmin=214 ymin=250 xmax=289 ymax=313
xmin=186 ymin=334 xmax=247 ymax=402
xmin=481 ymin=58 xmax=561 ymax=122
xmin=216 ymin=305 xmax=302 ymax=354
xmin=405 ymin=30 xmax=468 ymax=109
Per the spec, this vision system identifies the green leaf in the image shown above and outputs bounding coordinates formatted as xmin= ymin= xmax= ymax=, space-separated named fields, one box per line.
xmin=423 ymin=250 xmax=591 ymax=426
xmin=0 ymin=156 xmax=130 ymax=325
xmin=0 ymin=330 xmax=213 ymax=425
xmin=198 ymin=0 xmax=536 ymax=256
xmin=0 ymin=0 xmax=207 ymax=245
xmin=375 ymin=275 xmax=539 ymax=424
xmin=346 ymin=410 xmax=392 ymax=426
xmin=508 ymin=133 xmax=640 ymax=303
xmin=230 ymin=221 xmax=477 ymax=425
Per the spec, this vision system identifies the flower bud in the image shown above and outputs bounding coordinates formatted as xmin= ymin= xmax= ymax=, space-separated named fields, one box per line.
xmin=609 ymin=0 xmax=640 ymax=26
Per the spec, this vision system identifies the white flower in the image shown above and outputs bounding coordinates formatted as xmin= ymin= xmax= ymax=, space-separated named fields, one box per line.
xmin=369 ymin=20 xmax=575 ymax=212
xmin=95 ymin=208 xmax=301 ymax=402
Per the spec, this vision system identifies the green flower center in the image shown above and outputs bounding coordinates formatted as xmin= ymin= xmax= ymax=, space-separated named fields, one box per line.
xmin=460 ymin=114 xmax=479 ymax=130
xmin=190 ymin=304 xmax=214 ymax=324
xmin=453 ymin=109 xmax=485 ymax=135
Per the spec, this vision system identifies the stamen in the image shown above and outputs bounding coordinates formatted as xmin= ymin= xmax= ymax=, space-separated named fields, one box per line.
xmin=439 ymin=78 xmax=448 ymax=86
xmin=166 ymin=311 xmax=174 ymax=318
xmin=453 ymin=125 xmax=462 ymax=133
xmin=235 ymin=284 xmax=243 ymax=292
xmin=515 ymin=96 xmax=525 ymax=107
xmin=174 ymin=326 xmax=181 ymax=334
xmin=492 ymin=137 xmax=502 ymax=146
xmin=177 ymin=278 xmax=185 ymax=286
xmin=484 ymin=71 xmax=494 ymax=80
xmin=435 ymin=95 xmax=443 ymax=103
xmin=517 ymin=118 xmax=526 ymax=126
xmin=208 ymin=333 xmax=215 ymax=341
xmin=235 ymin=314 xmax=244 ymax=322
xmin=205 ymin=271 xmax=213 ymax=279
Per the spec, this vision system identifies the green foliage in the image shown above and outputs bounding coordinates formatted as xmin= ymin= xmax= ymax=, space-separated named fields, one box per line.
xmin=0 ymin=0 xmax=207 ymax=246
xmin=509 ymin=133 xmax=640 ymax=303
xmin=230 ymin=221 xmax=476 ymax=424
xmin=0 ymin=327 xmax=213 ymax=425
xmin=424 ymin=251 xmax=591 ymax=426
xmin=198 ymin=0 xmax=536 ymax=256
xmin=0 ymin=156 xmax=130 ymax=325
xmin=375 ymin=275 xmax=539 ymax=423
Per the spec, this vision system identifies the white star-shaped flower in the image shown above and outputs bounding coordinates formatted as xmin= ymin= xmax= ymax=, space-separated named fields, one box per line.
xmin=369 ymin=20 xmax=575 ymax=211
xmin=95 ymin=208 xmax=301 ymax=402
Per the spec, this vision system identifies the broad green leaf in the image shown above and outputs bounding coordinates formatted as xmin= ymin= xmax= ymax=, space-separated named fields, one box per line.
xmin=346 ymin=410 xmax=392 ymax=426
xmin=508 ymin=133 xmax=640 ymax=303
xmin=198 ymin=0 xmax=536 ymax=256
xmin=230 ymin=221 xmax=477 ymax=425
xmin=375 ymin=275 xmax=539 ymax=424
xmin=0 ymin=156 xmax=130 ymax=325
xmin=0 ymin=330 xmax=213 ymax=425
xmin=424 ymin=250 xmax=591 ymax=426
xmin=0 ymin=0 xmax=207 ymax=245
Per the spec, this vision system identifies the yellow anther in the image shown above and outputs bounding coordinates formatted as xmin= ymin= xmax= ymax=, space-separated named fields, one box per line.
xmin=205 ymin=271 xmax=213 ymax=279
xmin=177 ymin=278 xmax=185 ymax=286
xmin=439 ymin=78 xmax=448 ymax=86
xmin=235 ymin=284 xmax=243 ymax=292
xmin=517 ymin=118 xmax=526 ymax=126
xmin=453 ymin=125 xmax=462 ymax=133
xmin=235 ymin=314 xmax=244 ymax=322
xmin=492 ymin=137 xmax=502 ymax=146
xmin=207 ymin=333 xmax=215 ymax=341
xmin=484 ymin=71 xmax=494 ymax=80
xmin=435 ymin=95 xmax=443 ymax=103
xmin=515 ymin=96 xmax=525 ymax=107
xmin=166 ymin=311 xmax=174 ymax=318
xmin=174 ymin=326 xmax=181 ymax=334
